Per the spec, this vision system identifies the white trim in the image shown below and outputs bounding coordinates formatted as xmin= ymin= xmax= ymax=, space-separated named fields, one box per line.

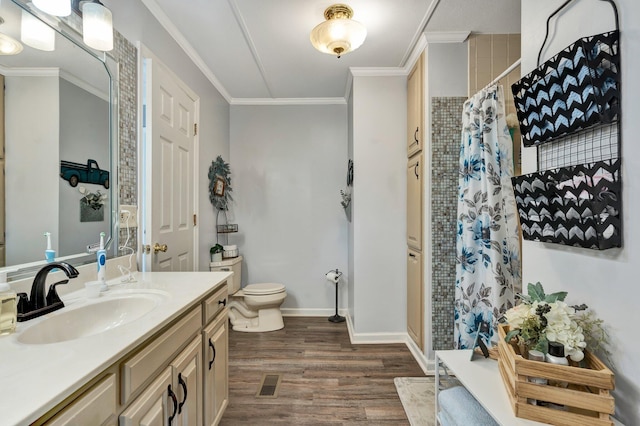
xmin=344 ymin=71 xmax=353 ymax=100
xmin=228 ymin=0 xmax=273 ymax=97
xmin=399 ymin=0 xmax=441 ymax=67
xmin=344 ymin=314 xmax=407 ymax=344
xmin=0 ymin=66 xmax=59 ymax=77
xmin=424 ymin=31 xmax=471 ymax=44
xmin=140 ymin=0 xmax=232 ymax=103
xmin=349 ymin=67 xmax=406 ymax=77
xmin=230 ymin=97 xmax=346 ymax=106
xmin=405 ymin=336 xmax=436 ymax=375
xmin=282 ymin=308 xmax=346 ymax=317
xmin=403 ymin=34 xmax=427 ymax=75
xmin=59 ymin=70 xmax=110 ymax=102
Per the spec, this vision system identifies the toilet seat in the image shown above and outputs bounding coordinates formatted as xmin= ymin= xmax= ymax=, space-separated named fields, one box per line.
xmin=243 ymin=282 xmax=285 ymax=295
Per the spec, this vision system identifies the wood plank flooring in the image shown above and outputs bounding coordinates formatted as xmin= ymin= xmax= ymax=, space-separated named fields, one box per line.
xmin=220 ymin=317 xmax=425 ymax=425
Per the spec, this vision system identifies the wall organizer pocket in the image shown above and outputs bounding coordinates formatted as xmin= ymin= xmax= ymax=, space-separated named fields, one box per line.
xmin=512 ymin=30 xmax=619 ymax=147
xmin=511 ymin=0 xmax=622 ymax=250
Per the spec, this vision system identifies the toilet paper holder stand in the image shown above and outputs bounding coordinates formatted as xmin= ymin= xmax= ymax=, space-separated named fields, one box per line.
xmin=325 ymin=269 xmax=344 ymax=323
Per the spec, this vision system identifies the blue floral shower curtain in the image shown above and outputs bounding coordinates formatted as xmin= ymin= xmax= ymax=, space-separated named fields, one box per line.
xmin=454 ymin=85 xmax=521 ymax=349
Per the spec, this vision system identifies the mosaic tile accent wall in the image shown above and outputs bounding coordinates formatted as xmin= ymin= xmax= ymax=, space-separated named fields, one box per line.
xmin=431 ymin=96 xmax=466 ymax=350
xmin=113 ymin=31 xmax=138 ymax=252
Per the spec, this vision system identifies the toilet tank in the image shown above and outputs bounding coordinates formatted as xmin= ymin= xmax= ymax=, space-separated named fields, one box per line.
xmin=210 ymin=255 xmax=242 ymax=294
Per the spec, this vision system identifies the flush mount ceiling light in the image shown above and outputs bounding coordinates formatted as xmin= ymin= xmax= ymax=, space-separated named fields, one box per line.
xmin=310 ymin=4 xmax=367 ymax=58
xmin=33 ymin=0 xmax=71 ymax=17
xmin=82 ymin=0 xmax=113 ymax=51
xmin=0 ymin=17 xmax=23 ymax=55
xmin=21 ymin=10 xmax=56 ymax=51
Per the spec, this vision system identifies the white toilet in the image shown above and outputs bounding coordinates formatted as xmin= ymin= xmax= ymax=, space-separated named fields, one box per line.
xmin=210 ymin=256 xmax=287 ymax=332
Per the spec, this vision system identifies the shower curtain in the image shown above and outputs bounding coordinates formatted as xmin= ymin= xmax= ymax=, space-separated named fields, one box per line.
xmin=454 ymin=85 xmax=521 ymax=349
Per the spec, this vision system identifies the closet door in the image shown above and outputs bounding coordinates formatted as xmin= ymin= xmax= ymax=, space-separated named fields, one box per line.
xmin=407 ymin=54 xmax=423 ymax=157
xmin=407 ymin=154 xmax=423 ymax=251
xmin=407 ymin=248 xmax=423 ymax=350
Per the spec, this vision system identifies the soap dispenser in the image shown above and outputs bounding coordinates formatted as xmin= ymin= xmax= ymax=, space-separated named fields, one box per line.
xmin=0 ymin=271 xmax=17 ymax=336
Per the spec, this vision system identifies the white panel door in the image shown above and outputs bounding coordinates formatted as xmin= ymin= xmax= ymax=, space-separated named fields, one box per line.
xmin=142 ymin=52 xmax=199 ymax=272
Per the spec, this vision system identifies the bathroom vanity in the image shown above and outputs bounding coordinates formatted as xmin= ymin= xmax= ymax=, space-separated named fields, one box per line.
xmin=0 ymin=271 xmax=230 ymax=426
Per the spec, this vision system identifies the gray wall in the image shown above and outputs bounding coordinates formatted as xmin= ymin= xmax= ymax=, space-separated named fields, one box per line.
xmin=229 ymin=105 xmax=348 ymax=313
xmin=59 ymin=78 xmax=110 ymax=256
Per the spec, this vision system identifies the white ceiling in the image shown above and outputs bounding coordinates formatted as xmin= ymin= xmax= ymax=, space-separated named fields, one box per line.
xmin=141 ymin=0 xmax=521 ymax=103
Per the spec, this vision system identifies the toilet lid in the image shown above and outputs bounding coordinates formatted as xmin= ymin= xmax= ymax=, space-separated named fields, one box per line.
xmin=243 ymin=282 xmax=285 ymax=295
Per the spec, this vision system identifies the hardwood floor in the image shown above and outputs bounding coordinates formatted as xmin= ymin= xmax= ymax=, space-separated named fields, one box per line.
xmin=220 ymin=317 xmax=425 ymax=425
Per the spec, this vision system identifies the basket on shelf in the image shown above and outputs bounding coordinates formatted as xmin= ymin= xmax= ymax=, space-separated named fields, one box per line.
xmin=216 ymin=223 xmax=238 ymax=233
xmin=497 ymin=324 xmax=615 ymax=426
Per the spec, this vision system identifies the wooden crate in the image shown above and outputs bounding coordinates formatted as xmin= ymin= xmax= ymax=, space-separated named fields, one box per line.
xmin=497 ymin=323 xmax=615 ymax=426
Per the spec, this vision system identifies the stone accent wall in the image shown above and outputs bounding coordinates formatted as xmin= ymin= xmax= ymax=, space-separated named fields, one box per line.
xmin=431 ymin=96 xmax=466 ymax=350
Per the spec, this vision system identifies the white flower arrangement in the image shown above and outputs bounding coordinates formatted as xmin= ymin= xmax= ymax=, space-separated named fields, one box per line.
xmin=503 ymin=282 xmax=605 ymax=363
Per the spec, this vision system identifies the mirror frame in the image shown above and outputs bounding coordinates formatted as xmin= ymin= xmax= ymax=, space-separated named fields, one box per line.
xmin=5 ymin=0 xmax=119 ymax=280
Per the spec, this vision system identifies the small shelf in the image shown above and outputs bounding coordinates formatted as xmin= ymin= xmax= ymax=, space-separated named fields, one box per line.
xmin=216 ymin=224 xmax=238 ymax=233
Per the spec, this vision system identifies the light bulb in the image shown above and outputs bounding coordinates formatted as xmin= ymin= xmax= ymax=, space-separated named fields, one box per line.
xmin=82 ymin=2 xmax=113 ymax=51
xmin=21 ymin=10 xmax=55 ymax=51
xmin=32 ymin=0 xmax=71 ymax=17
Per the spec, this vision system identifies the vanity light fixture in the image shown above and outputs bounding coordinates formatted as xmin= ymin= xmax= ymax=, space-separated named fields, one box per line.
xmin=310 ymin=4 xmax=367 ymax=58
xmin=82 ymin=0 xmax=113 ymax=51
xmin=33 ymin=0 xmax=71 ymax=17
xmin=21 ymin=10 xmax=55 ymax=51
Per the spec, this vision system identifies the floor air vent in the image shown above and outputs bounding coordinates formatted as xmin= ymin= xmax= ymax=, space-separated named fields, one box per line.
xmin=256 ymin=374 xmax=282 ymax=398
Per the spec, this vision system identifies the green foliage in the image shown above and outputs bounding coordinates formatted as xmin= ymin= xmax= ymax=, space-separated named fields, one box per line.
xmin=208 ymin=156 xmax=233 ymax=210
xmin=519 ymin=282 xmax=567 ymax=304
xmin=210 ymin=244 xmax=224 ymax=254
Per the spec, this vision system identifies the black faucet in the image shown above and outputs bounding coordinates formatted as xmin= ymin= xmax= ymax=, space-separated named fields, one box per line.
xmin=17 ymin=262 xmax=80 ymax=322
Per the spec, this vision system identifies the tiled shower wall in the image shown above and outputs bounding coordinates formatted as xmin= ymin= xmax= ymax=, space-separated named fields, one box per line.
xmin=431 ymin=97 xmax=466 ymax=351
xmin=113 ymin=31 xmax=138 ymax=252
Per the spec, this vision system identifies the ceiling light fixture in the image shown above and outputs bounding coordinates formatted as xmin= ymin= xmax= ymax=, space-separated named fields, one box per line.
xmin=33 ymin=0 xmax=71 ymax=17
xmin=0 ymin=17 xmax=23 ymax=55
xmin=310 ymin=4 xmax=366 ymax=58
xmin=82 ymin=0 xmax=113 ymax=51
xmin=21 ymin=10 xmax=55 ymax=51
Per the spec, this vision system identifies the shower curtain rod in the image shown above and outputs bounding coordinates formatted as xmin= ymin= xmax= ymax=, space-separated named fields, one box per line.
xmin=480 ymin=58 xmax=522 ymax=93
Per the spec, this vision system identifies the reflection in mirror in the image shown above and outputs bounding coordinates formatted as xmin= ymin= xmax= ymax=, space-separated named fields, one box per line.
xmin=0 ymin=0 xmax=115 ymax=272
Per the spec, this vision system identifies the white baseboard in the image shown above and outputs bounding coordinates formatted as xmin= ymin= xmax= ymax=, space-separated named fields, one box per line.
xmin=282 ymin=311 xmax=436 ymax=374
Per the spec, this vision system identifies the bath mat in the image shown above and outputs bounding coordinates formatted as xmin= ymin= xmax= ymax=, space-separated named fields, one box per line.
xmin=394 ymin=377 xmax=436 ymax=426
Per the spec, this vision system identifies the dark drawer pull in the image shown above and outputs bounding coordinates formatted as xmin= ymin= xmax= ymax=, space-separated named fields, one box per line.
xmin=208 ymin=338 xmax=216 ymax=370
xmin=218 ymin=298 xmax=227 ymax=307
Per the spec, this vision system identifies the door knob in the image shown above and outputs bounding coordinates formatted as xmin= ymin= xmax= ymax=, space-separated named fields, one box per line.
xmin=153 ymin=243 xmax=168 ymax=253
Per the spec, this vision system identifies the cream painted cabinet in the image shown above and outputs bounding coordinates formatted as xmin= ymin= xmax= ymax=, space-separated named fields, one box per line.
xmin=407 ymin=248 xmax=424 ymax=350
xmin=45 ymin=374 xmax=117 ymax=426
xmin=120 ymin=367 xmax=173 ymax=426
xmin=407 ymin=154 xmax=423 ymax=251
xmin=172 ymin=336 xmax=203 ymax=426
xmin=203 ymin=312 xmax=228 ymax=426
xmin=407 ymin=53 xmax=424 ymax=158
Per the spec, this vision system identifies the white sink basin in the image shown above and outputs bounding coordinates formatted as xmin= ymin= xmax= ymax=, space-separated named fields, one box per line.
xmin=17 ymin=291 xmax=168 ymax=345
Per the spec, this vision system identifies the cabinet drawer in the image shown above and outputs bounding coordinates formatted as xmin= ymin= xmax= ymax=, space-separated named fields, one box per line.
xmin=121 ymin=306 xmax=202 ymax=405
xmin=203 ymin=284 xmax=228 ymax=325
xmin=45 ymin=374 xmax=116 ymax=426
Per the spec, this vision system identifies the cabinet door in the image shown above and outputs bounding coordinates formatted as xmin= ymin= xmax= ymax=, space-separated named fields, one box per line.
xmin=407 ymin=248 xmax=424 ymax=350
xmin=407 ymin=154 xmax=423 ymax=251
xmin=46 ymin=374 xmax=117 ymax=426
xmin=407 ymin=54 xmax=424 ymax=157
xmin=120 ymin=367 xmax=174 ymax=426
xmin=172 ymin=336 xmax=202 ymax=426
xmin=202 ymin=313 xmax=229 ymax=426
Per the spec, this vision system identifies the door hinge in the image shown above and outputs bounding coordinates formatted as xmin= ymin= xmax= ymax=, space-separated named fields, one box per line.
xmin=194 ymin=123 xmax=198 ymax=136
xmin=193 ymin=214 xmax=197 ymax=226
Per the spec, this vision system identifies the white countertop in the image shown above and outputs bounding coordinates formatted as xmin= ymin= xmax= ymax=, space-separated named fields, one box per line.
xmin=0 ymin=271 xmax=231 ymax=426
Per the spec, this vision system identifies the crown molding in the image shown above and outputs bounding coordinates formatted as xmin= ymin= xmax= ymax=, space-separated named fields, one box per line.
xmin=424 ymin=31 xmax=470 ymax=44
xmin=403 ymin=34 xmax=427 ymax=74
xmin=349 ymin=67 xmax=406 ymax=77
xmin=230 ymin=97 xmax=346 ymax=106
xmin=399 ymin=0 xmax=441 ymax=66
xmin=60 ymin=70 xmax=110 ymax=102
xmin=0 ymin=66 xmax=59 ymax=77
xmin=140 ymin=0 xmax=232 ymax=103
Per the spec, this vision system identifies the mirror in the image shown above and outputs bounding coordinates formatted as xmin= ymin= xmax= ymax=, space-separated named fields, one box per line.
xmin=0 ymin=0 xmax=116 ymax=273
